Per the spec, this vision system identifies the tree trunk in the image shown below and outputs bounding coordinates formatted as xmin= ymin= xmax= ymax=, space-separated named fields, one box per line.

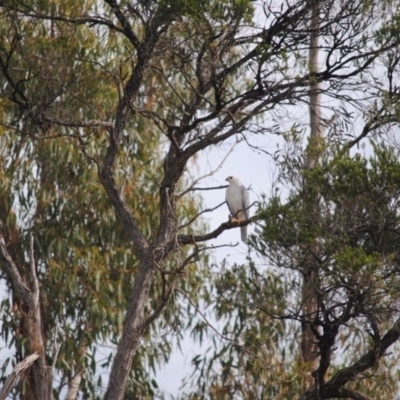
xmin=301 ymin=0 xmax=323 ymax=390
xmin=104 ymin=255 xmax=155 ymax=400
xmin=31 ymin=361 xmax=53 ymax=400
xmin=0 ymin=236 xmax=53 ymax=399
xmin=28 ymin=235 xmax=54 ymax=400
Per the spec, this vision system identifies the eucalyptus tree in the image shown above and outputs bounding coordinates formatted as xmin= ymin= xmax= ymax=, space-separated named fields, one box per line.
xmin=0 ymin=1 xmax=205 ymax=398
xmin=1 ymin=0 xmax=400 ymax=399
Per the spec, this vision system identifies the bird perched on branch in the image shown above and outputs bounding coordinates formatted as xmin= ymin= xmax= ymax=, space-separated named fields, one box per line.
xmin=225 ymin=176 xmax=250 ymax=242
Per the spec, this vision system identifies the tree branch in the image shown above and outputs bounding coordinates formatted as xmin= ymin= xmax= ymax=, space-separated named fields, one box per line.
xmin=333 ymin=387 xmax=373 ymax=400
xmin=104 ymin=0 xmax=141 ymax=49
xmin=178 ymin=213 xmax=259 ymax=245
xmin=139 ymin=283 xmax=175 ymax=331
xmin=177 ymin=139 xmax=239 ymax=198
xmin=179 ymin=185 xmax=228 ymax=195
xmin=300 ymin=317 xmax=400 ymax=399
xmin=0 ymin=353 xmax=40 ymax=400
xmin=1 ymin=5 xmax=127 ymax=35
xmin=29 ymin=234 xmax=39 ymax=308
xmin=0 ymin=231 xmax=31 ymax=305
xmin=178 ymin=288 xmax=267 ymax=363
xmin=40 ymin=115 xmax=114 ymax=129
xmin=326 ymin=317 xmax=400 ymax=388
xmin=65 ymin=369 xmax=84 ymax=400
xmin=99 ymin=12 xmax=166 ymax=254
xmin=178 ymin=201 xmax=226 ymax=230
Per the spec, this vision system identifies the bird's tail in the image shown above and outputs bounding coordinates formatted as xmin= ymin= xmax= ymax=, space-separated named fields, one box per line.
xmin=241 ymin=226 xmax=247 ymax=242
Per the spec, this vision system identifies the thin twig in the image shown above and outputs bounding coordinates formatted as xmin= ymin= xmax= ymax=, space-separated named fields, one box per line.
xmin=41 ymin=115 xmax=113 ymax=129
xmin=51 ymin=323 xmax=61 ymax=374
xmin=139 ymin=284 xmax=175 ymax=331
xmin=177 ymin=139 xmax=241 ymax=198
xmin=180 ymin=184 xmax=228 ymax=195
xmin=78 ymin=136 xmax=100 ymax=169
xmin=179 ymin=201 xmax=226 ymax=230
xmin=177 ymin=289 xmax=269 ymax=364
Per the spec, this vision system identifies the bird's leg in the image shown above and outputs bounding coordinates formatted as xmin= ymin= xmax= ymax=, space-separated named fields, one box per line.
xmin=229 ymin=213 xmax=241 ymax=224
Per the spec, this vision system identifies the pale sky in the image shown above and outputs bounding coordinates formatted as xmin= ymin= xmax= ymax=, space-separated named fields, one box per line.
xmin=157 ymin=133 xmax=284 ymax=396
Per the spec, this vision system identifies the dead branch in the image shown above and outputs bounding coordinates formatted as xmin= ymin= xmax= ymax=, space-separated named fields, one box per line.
xmin=0 ymin=352 xmax=40 ymax=400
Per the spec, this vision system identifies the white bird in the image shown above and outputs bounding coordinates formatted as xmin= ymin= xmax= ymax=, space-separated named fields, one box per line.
xmin=225 ymin=176 xmax=250 ymax=242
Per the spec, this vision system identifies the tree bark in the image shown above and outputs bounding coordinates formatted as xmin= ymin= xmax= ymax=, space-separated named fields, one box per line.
xmin=0 ymin=236 xmax=53 ymax=399
xmin=306 ymin=0 xmax=323 ymax=171
xmin=301 ymin=0 xmax=323 ymax=390
xmin=65 ymin=370 xmax=84 ymax=400
xmin=104 ymin=255 xmax=155 ymax=400
xmin=99 ymin=10 xmax=165 ymax=398
xmin=27 ymin=235 xmax=54 ymax=399
xmin=0 ymin=353 xmax=40 ymax=400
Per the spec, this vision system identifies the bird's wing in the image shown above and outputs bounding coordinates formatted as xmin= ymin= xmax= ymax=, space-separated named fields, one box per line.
xmin=226 ymin=186 xmax=241 ymax=216
xmin=241 ymin=185 xmax=250 ymax=219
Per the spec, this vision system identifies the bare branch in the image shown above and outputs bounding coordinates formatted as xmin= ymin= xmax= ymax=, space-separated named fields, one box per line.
xmin=0 ymin=353 xmax=40 ymax=400
xmin=179 ymin=184 xmax=228 ymax=195
xmin=344 ymin=107 xmax=394 ymax=151
xmin=51 ymin=323 xmax=61 ymax=374
xmin=177 ymin=289 xmax=268 ymax=363
xmin=139 ymin=283 xmax=175 ymax=331
xmin=0 ymin=232 xmax=31 ymax=304
xmin=177 ymin=140 xmax=240 ymax=197
xmin=178 ymin=201 xmax=226 ymax=230
xmin=178 ymin=211 xmax=259 ymax=245
xmin=29 ymin=234 xmax=39 ymax=307
xmin=332 ymin=388 xmax=373 ymax=400
xmin=300 ymin=318 xmax=400 ymax=400
xmin=327 ymin=317 xmax=400 ymax=388
xmin=40 ymin=116 xmax=113 ymax=129
xmin=77 ymin=136 xmax=101 ymax=169
xmin=141 ymin=240 xmax=240 ymax=331
xmin=104 ymin=0 xmax=141 ymax=49
xmin=1 ymin=5 xmax=127 ymax=36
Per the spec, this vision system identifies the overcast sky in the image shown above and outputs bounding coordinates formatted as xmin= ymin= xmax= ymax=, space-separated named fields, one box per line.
xmin=157 ymin=132 xmax=284 ymax=396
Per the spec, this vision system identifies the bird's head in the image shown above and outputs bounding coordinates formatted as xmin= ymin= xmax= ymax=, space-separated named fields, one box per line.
xmin=225 ymin=176 xmax=241 ymax=185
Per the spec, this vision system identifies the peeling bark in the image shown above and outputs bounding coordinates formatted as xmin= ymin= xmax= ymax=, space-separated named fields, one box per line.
xmin=0 ymin=353 xmax=40 ymax=400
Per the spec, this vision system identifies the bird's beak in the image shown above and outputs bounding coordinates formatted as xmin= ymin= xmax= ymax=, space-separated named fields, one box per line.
xmin=225 ymin=178 xmax=229 ymax=182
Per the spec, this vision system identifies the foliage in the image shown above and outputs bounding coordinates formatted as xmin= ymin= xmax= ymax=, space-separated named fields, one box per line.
xmin=0 ymin=2 xmax=206 ymax=397
xmin=1 ymin=0 xmax=400 ymax=399
xmin=185 ymin=141 xmax=400 ymax=399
